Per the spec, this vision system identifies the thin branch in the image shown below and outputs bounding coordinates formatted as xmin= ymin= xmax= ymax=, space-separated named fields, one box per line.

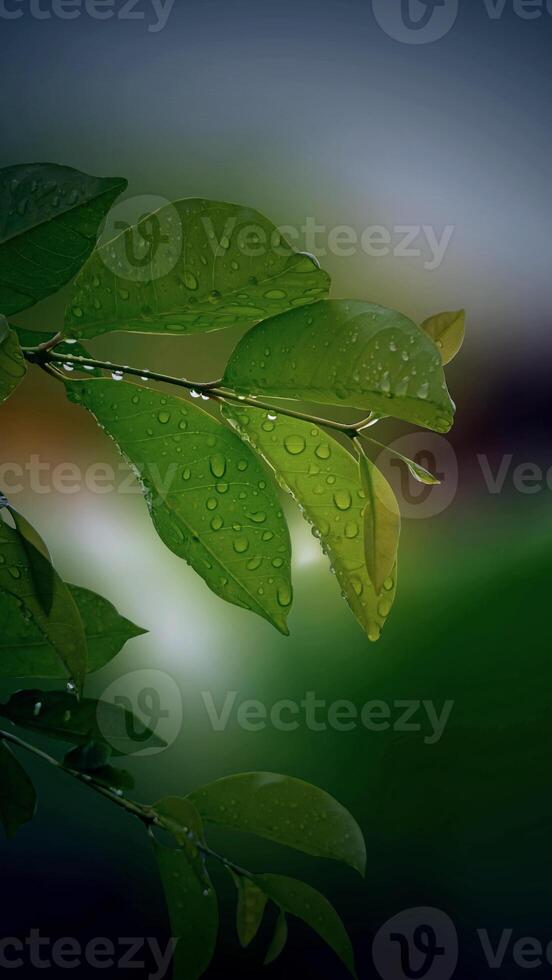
xmin=22 ymin=348 xmax=370 ymax=438
xmin=0 ymin=727 xmax=251 ymax=877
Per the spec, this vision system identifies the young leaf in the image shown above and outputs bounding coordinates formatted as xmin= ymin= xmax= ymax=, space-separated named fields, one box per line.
xmin=360 ymin=435 xmax=441 ymax=486
xmin=0 ymin=689 xmax=166 ymax=755
xmin=13 ymin=326 xmax=102 ymax=377
xmin=0 ymin=740 xmax=37 ymax=838
xmin=11 ymin=510 xmax=55 ymax=616
xmin=421 ymin=309 xmax=465 ymax=365
xmin=357 ymin=451 xmax=401 ymax=596
xmin=264 ymin=909 xmax=288 ymax=965
xmin=189 ymin=772 xmax=366 ymax=875
xmin=0 ymin=510 xmax=87 ymax=691
xmin=0 ymin=317 xmax=26 ymax=405
xmin=233 ymin=875 xmax=268 ymax=948
xmin=256 ymin=874 xmax=357 ymax=979
xmin=151 ymin=798 xmax=218 ymax=980
xmin=0 ymin=163 xmax=127 ymax=316
xmin=65 ymin=198 xmax=330 ymax=339
xmin=223 ymin=299 xmax=455 ymax=433
xmin=0 ymin=583 xmax=146 ymax=679
xmin=66 ymin=379 xmax=293 ymax=635
xmin=222 ymin=404 xmax=396 ymax=641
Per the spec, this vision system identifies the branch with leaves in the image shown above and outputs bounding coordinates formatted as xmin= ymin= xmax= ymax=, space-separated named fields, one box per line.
xmin=0 ymin=162 xmax=465 ymax=978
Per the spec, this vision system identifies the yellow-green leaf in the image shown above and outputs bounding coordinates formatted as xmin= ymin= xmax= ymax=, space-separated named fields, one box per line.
xmin=223 ymin=403 xmax=397 ymax=641
xmin=421 ymin=309 xmax=465 ymax=365
xmin=358 ymin=451 xmax=401 ymax=595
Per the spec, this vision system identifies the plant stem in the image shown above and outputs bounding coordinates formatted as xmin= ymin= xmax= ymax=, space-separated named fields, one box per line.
xmin=22 ymin=348 xmax=374 ymax=438
xmin=0 ymin=726 xmax=251 ymax=877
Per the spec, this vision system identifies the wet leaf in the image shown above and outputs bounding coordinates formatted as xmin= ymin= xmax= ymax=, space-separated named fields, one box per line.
xmin=256 ymin=874 xmax=357 ymax=978
xmin=358 ymin=451 xmax=401 ymax=595
xmin=189 ymin=771 xmax=366 ymax=875
xmin=66 ymin=379 xmax=293 ymax=634
xmin=0 ymin=582 xmax=146 ymax=679
xmin=0 ymin=163 xmax=127 ymax=315
xmin=264 ymin=909 xmax=288 ymax=964
xmin=0 ymin=689 xmax=166 ymax=755
xmin=11 ymin=510 xmax=55 ymax=616
xmin=65 ymin=199 xmax=330 ymax=338
xmin=0 ymin=739 xmax=36 ymax=838
xmin=421 ymin=309 xmax=465 ymax=366
xmin=233 ymin=875 xmax=268 ymax=948
xmin=0 ymin=316 xmax=26 ymax=405
xmin=223 ymin=299 xmax=455 ymax=433
xmin=223 ymin=403 xmax=397 ymax=641
xmin=0 ymin=510 xmax=87 ymax=691
xmin=151 ymin=797 xmax=218 ymax=980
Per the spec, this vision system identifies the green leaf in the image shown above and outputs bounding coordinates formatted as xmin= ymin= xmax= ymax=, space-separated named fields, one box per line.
xmin=264 ymin=910 xmax=288 ymax=965
xmin=66 ymin=379 xmax=293 ymax=634
xmin=256 ymin=874 xmax=357 ymax=978
xmin=0 ymin=689 xmax=166 ymax=755
xmin=152 ymin=796 xmax=206 ymax=844
xmin=421 ymin=309 xmax=465 ymax=366
xmin=362 ymin=435 xmax=441 ymax=486
xmin=0 ymin=317 xmax=26 ymax=405
xmin=222 ymin=404 xmax=396 ymax=641
xmin=0 ymin=582 xmax=146 ymax=679
xmin=223 ymin=299 xmax=455 ymax=433
xmin=65 ymin=198 xmax=330 ymax=338
xmin=151 ymin=797 xmax=218 ymax=980
xmin=358 ymin=451 xmax=401 ymax=595
xmin=13 ymin=326 xmax=102 ymax=377
xmin=0 ymin=510 xmax=87 ymax=691
xmin=0 ymin=739 xmax=36 ymax=838
xmin=189 ymin=772 xmax=366 ymax=875
xmin=0 ymin=163 xmax=127 ymax=316
xmin=233 ymin=875 xmax=268 ymax=948
xmin=64 ymin=742 xmax=135 ymax=792
xmin=11 ymin=510 xmax=55 ymax=616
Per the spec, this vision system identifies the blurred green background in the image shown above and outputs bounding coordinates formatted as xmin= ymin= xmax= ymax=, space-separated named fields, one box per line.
xmin=2 ymin=1 xmax=551 ymax=977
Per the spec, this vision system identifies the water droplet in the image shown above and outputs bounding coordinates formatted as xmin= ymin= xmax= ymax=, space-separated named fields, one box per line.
xmin=184 ymin=271 xmax=198 ymax=290
xmin=345 ymin=522 xmax=359 ymax=538
xmin=233 ymin=535 xmax=249 ymax=553
xmin=206 ymin=497 xmax=218 ymax=511
xmin=284 ymin=434 xmax=306 ymax=455
xmin=277 ymin=583 xmax=292 ymax=607
xmin=333 ymin=490 xmax=352 ymax=511
xmin=157 ymin=410 xmax=171 ymax=424
xmin=246 ymin=555 xmax=262 ymax=570
xmin=315 ymin=443 xmax=331 ymax=460
xmin=211 ymin=514 xmax=223 ymax=530
xmin=209 ymin=454 xmax=226 ymax=479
